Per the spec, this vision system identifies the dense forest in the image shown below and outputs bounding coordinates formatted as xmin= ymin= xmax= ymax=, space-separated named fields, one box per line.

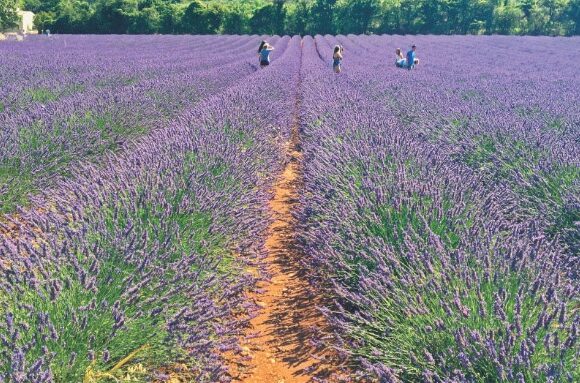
xmin=2 ymin=0 xmax=579 ymax=36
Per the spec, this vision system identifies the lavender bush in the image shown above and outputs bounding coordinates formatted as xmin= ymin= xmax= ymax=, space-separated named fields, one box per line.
xmin=296 ymin=35 xmax=578 ymax=381
xmin=0 ymin=36 xmax=301 ymax=381
xmin=339 ymin=34 xmax=578 ymax=258
xmin=0 ymin=33 xmax=577 ymax=382
xmin=0 ymin=35 xmax=290 ymax=212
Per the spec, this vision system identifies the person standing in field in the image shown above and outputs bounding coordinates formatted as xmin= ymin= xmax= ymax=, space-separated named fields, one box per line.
xmin=257 ymin=40 xmax=266 ymax=64
xmin=259 ymin=42 xmax=274 ymax=68
xmin=333 ymin=45 xmax=344 ymax=73
xmin=406 ymin=45 xmax=418 ymax=69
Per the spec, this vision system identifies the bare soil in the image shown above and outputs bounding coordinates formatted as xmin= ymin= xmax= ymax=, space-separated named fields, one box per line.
xmin=228 ymin=123 xmax=351 ymax=382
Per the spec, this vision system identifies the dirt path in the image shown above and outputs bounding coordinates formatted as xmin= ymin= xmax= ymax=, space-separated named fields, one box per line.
xmin=230 ymin=126 xmax=343 ymax=383
xmin=229 ymin=53 xmax=349 ymax=381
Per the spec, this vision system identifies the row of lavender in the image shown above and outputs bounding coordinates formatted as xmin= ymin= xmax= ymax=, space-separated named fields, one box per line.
xmin=0 ymin=35 xmax=288 ymax=213
xmin=0 ymin=35 xmax=262 ymax=112
xmin=337 ymin=33 xmax=579 ymax=258
xmin=296 ymin=35 xmax=578 ymax=381
xmin=0 ymin=36 xmax=300 ymax=381
xmin=348 ymin=31 xmax=579 ymax=371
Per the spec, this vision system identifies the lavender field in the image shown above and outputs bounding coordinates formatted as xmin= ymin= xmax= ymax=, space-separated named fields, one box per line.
xmin=0 ymin=35 xmax=578 ymax=382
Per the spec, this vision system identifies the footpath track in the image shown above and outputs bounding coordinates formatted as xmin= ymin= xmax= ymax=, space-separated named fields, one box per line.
xmin=230 ymin=40 xmax=349 ymax=383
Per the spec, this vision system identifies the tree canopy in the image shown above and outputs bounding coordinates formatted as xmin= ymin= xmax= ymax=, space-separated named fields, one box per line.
xmin=13 ymin=0 xmax=580 ymax=35
xmin=0 ymin=0 xmax=19 ymax=30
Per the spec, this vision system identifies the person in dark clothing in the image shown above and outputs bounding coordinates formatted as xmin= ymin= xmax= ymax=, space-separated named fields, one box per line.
xmin=257 ymin=40 xmax=266 ymax=63
xmin=259 ymin=42 xmax=275 ymax=68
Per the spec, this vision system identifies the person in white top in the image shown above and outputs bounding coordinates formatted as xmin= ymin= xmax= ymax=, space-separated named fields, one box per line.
xmin=395 ymin=48 xmax=406 ymax=68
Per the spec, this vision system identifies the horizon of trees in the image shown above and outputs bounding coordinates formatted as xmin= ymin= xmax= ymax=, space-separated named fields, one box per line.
xmin=1 ymin=0 xmax=578 ymax=36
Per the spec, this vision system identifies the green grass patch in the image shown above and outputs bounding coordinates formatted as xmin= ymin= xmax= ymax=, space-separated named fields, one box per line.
xmin=350 ymin=263 xmax=574 ymax=382
xmin=515 ymin=105 xmax=542 ymax=118
xmin=0 ymin=163 xmax=33 ymax=213
xmin=223 ymin=122 xmax=255 ymax=152
xmin=520 ymin=165 xmax=579 ymax=206
xmin=1 ymin=151 xmax=239 ymax=380
xmin=427 ymin=116 xmax=472 ymax=146
xmin=124 ymin=77 xmax=138 ymax=85
xmin=460 ymin=89 xmax=484 ymax=102
xmin=366 ymin=194 xmax=462 ymax=253
xmin=0 ymin=111 xmax=148 ymax=213
xmin=463 ymin=134 xmax=497 ymax=170
xmin=27 ymin=87 xmax=59 ymax=103
xmin=545 ymin=118 xmax=567 ymax=134
xmin=62 ymin=83 xmax=87 ymax=97
xmin=90 ymin=112 xmax=148 ymax=143
xmin=462 ymin=134 xmax=543 ymax=181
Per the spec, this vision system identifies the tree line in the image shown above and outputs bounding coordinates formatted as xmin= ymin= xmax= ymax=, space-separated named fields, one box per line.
xmin=2 ymin=0 xmax=578 ymax=36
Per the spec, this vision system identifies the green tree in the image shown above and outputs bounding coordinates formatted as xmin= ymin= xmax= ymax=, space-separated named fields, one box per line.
xmin=310 ymin=0 xmax=336 ymax=35
xmin=421 ymin=0 xmax=447 ymax=34
xmin=567 ymin=0 xmax=580 ymax=34
xmin=377 ymin=0 xmax=402 ymax=34
xmin=336 ymin=0 xmax=380 ymax=34
xmin=158 ymin=3 xmax=182 ymax=34
xmin=541 ymin=0 xmax=574 ymax=35
xmin=52 ymin=0 xmax=93 ymax=33
xmin=493 ymin=1 xmax=525 ymax=34
xmin=221 ymin=7 xmax=245 ymax=34
xmin=21 ymin=0 xmax=60 ymax=13
xmin=180 ymin=1 xmax=203 ymax=33
xmin=180 ymin=1 xmax=221 ymax=34
xmin=522 ymin=0 xmax=550 ymax=35
xmin=399 ymin=0 xmax=426 ymax=33
xmin=0 ymin=0 xmax=19 ymax=31
xmin=92 ymin=0 xmax=138 ymax=34
xmin=130 ymin=5 xmax=161 ymax=33
xmin=285 ymin=0 xmax=309 ymax=35
xmin=474 ymin=0 xmax=496 ymax=34
xmin=34 ymin=11 xmax=56 ymax=32
xmin=249 ymin=0 xmax=285 ymax=35
xmin=451 ymin=0 xmax=472 ymax=34
xmin=9 ymin=0 xmax=580 ymax=36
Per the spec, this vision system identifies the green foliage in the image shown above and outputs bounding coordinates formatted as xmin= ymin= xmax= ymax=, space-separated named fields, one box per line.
xmin=27 ymin=87 xmax=59 ymax=103
xmin=0 ymin=0 xmax=19 ymax=30
xmin=341 ymin=156 xmax=575 ymax=381
xmin=180 ymin=0 xmax=221 ymax=33
xmin=33 ymin=11 xmax=56 ymax=32
xmin=493 ymin=3 xmax=526 ymax=35
xmin=335 ymin=0 xmax=379 ymax=34
xmin=309 ymin=0 xmax=337 ymax=35
xmin=249 ymin=0 xmax=285 ymax=35
xmin=0 ymin=111 xmax=147 ymax=213
xmin=1 ymin=174 xmax=231 ymax=381
xmin=0 ymin=163 xmax=33 ymax=213
xmin=350 ymin=262 xmax=574 ymax=381
xmin=22 ymin=0 xmax=60 ymax=13
xmin=18 ymin=0 xmax=579 ymax=36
